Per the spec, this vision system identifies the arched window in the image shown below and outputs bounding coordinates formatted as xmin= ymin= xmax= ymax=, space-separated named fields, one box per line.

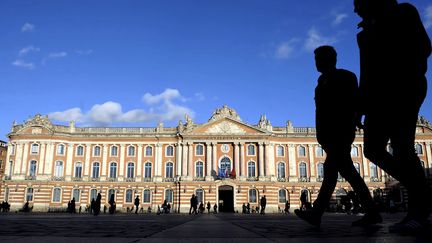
xmin=166 ymin=145 xmax=174 ymax=156
xmin=125 ymin=189 xmax=133 ymax=203
xmin=220 ymin=157 xmax=231 ymax=173
xmin=370 ymin=162 xmax=378 ymax=179
xmin=415 ymin=144 xmax=423 ymax=155
xmin=111 ymin=146 xmax=118 ymax=156
xmin=109 ymin=162 xmax=117 ymax=178
xmin=128 ymin=146 xmax=135 ymax=156
xmin=277 ymin=162 xmax=286 ymax=178
xmin=351 ymin=146 xmax=359 ymax=157
xmin=54 ymin=161 xmax=63 ymax=177
xmin=127 ymin=162 xmax=135 ymax=178
xmin=31 ymin=144 xmax=39 ymax=154
xmin=76 ymin=145 xmax=84 ymax=156
xmin=317 ymin=162 xmax=324 ymax=179
xmin=165 ymin=189 xmax=173 ymax=203
xmin=73 ymin=189 xmax=80 ymax=202
xmin=278 ymin=189 xmax=287 ymax=203
xmin=247 ymin=144 xmax=255 ymax=156
xmin=93 ymin=146 xmax=101 ymax=157
xmin=298 ymin=145 xmax=306 ymax=157
xmin=299 ymin=162 xmax=307 ymax=178
xmin=53 ymin=188 xmax=61 ymax=202
xmin=196 ymin=188 xmax=204 ymax=203
xmin=165 ymin=162 xmax=173 ymax=178
xmin=248 ymin=161 xmax=256 ymax=178
xmin=301 ymin=189 xmax=310 ymax=202
xmin=277 ymin=146 xmax=284 ymax=157
xmin=92 ymin=162 xmax=100 ymax=178
xmin=316 ymin=146 xmax=324 ymax=157
xmin=354 ymin=162 xmax=361 ymax=175
xmin=144 ymin=162 xmax=152 ymax=178
xmin=249 ymin=189 xmax=257 ymax=203
xmin=57 ymin=144 xmax=65 ymax=155
xmin=143 ymin=189 xmax=151 ymax=203
xmin=29 ymin=160 xmax=37 ymax=177
xmin=196 ymin=144 xmax=204 ymax=156
xmin=26 ymin=188 xmax=34 ymax=202
xmin=90 ymin=189 xmax=98 ymax=201
xmin=196 ymin=161 xmax=204 ymax=177
xmin=145 ymin=146 xmax=153 ymax=156
xmin=75 ymin=162 xmax=82 ymax=178
xmin=108 ymin=189 xmax=115 ymax=201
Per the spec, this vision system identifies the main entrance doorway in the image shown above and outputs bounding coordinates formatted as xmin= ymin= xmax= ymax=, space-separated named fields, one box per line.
xmin=218 ymin=185 xmax=234 ymax=212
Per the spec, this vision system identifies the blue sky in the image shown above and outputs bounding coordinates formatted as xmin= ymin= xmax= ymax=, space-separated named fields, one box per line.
xmin=1 ymin=0 xmax=432 ymax=140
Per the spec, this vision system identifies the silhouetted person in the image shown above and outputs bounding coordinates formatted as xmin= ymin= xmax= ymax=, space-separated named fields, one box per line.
xmin=94 ymin=193 xmax=101 ymax=216
xmin=134 ymin=196 xmax=140 ymax=214
xmin=354 ymin=0 xmax=432 ymax=233
xmin=189 ymin=194 xmax=194 ymax=214
xmin=299 ymin=191 xmax=307 ymax=211
xmin=71 ymin=197 xmax=76 ymax=213
xmin=242 ymin=203 xmax=247 ymax=214
xmin=90 ymin=199 xmax=95 ymax=214
xmin=295 ymin=46 xmax=381 ymax=227
xmin=207 ymin=201 xmax=211 ymax=214
xmin=108 ymin=194 xmax=115 ymax=214
xmin=22 ymin=201 xmax=30 ymax=212
xmin=284 ymin=201 xmax=290 ymax=214
xmin=213 ymin=203 xmax=217 ymax=214
xmin=260 ymin=195 xmax=266 ymax=214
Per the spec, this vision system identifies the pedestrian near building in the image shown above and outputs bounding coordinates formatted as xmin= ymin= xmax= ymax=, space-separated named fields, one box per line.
xmin=260 ymin=195 xmax=267 ymax=214
xmin=134 ymin=196 xmax=140 ymax=214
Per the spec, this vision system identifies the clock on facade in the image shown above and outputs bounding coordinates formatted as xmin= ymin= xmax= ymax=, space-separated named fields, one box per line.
xmin=221 ymin=144 xmax=230 ymax=153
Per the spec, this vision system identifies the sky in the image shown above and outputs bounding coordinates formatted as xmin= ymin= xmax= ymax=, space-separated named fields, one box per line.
xmin=1 ymin=0 xmax=432 ymax=141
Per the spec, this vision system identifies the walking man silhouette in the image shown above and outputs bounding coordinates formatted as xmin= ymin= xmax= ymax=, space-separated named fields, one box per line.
xmin=354 ymin=0 xmax=432 ymax=233
xmin=295 ymin=45 xmax=381 ymax=227
xmin=134 ymin=195 xmax=140 ymax=214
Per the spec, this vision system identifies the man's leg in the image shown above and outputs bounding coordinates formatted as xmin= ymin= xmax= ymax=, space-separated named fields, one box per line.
xmin=312 ymin=151 xmax=339 ymax=214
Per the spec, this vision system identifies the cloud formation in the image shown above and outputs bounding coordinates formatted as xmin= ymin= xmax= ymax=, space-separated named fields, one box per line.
xmin=332 ymin=13 xmax=348 ymax=26
xmin=19 ymin=46 xmax=40 ymax=56
xmin=275 ymin=39 xmax=299 ymax=59
xmin=11 ymin=60 xmax=35 ymax=70
xmin=49 ymin=89 xmax=195 ymax=126
xmin=76 ymin=49 xmax=93 ymax=55
xmin=48 ymin=52 xmax=68 ymax=58
xmin=304 ymin=27 xmax=337 ymax=52
xmin=425 ymin=5 xmax=432 ymax=29
xmin=21 ymin=23 xmax=35 ymax=32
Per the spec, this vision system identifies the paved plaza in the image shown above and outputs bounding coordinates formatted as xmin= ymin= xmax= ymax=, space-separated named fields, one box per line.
xmin=0 ymin=212 xmax=431 ymax=242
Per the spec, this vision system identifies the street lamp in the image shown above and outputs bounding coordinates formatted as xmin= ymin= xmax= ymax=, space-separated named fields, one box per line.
xmin=174 ymin=176 xmax=181 ymax=213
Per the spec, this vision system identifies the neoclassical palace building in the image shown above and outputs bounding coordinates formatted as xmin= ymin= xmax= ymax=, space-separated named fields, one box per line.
xmin=1 ymin=105 xmax=431 ymax=213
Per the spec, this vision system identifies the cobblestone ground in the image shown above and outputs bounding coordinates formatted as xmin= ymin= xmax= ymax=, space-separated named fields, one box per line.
xmin=0 ymin=212 xmax=431 ymax=242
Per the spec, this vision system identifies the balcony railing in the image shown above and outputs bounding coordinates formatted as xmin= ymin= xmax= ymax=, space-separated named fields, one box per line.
xmin=108 ymin=177 xmax=118 ymax=182
xmin=90 ymin=177 xmax=100 ymax=182
xmin=370 ymin=177 xmax=382 ymax=182
xmin=277 ymin=177 xmax=287 ymax=182
xmin=51 ymin=176 xmax=65 ymax=181
xmin=72 ymin=177 xmax=83 ymax=181
xmin=193 ymin=177 xmax=205 ymax=181
xmin=125 ymin=178 xmax=135 ymax=182
xmin=246 ymin=177 xmax=259 ymax=181
xmin=163 ymin=177 xmax=175 ymax=182
xmin=4 ymin=176 xmax=11 ymax=180
xmin=298 ymin=177 xmax=310 ymax=182
xmin=316 ymin=177 xmax=323 ymax=182
xmin=143 ymin=177 xmax=153 ymax=182
xmin=25 ymin=175 xmax=36 ymax=180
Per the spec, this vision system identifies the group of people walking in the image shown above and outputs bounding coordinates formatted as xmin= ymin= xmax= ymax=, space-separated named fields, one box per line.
xmin=295 ymin=0 xmax=431 ymax=234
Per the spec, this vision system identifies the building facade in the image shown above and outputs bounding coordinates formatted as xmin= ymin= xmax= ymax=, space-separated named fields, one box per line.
xmin=1 ymin=106 xmax=431 ymax=213
xmin=0 ymin=140 xmax=7 ymax=196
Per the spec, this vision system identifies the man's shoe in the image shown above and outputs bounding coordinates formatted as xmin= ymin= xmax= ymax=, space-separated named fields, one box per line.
xmin=352 ymin=212 xmax=382 ymax=227
xmin=294 ymin=209 xmax=321 ymax=227
xmin=389 ymin=219 xmax=429 ymax=234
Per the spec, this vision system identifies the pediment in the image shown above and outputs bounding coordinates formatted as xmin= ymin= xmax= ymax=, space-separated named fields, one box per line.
xmin=16 ymin=125 xmax=53 ymax=135
xmin=188 ymin=118 xmax=267 ymax=135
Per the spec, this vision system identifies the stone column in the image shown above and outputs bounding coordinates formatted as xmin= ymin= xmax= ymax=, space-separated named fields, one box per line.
xmin=84 ymin=143 xmax=91 ymax=177
xmin=66 ymin=144 xmax=74 ymax=180
xmin=288 ymin=144 xmax=297 ymax=181
xmin=38 ymin=143 xmax=46 ymax=176
xmin=188 ymin=143 xmax=193 ymax=177
xmin=119 ymin=144 xmax=126 ymax=181
xmin=425 ymin=142 xmax=432 ymax=169
xmin=155 ymin=143 xmax=163 ymax=181
xmin=14 ymin=142 xmax=23 ymax=175
xmin=137 ymin=144 xmax=143 ymax=180
xmin=212 ymin=142 xmax=218 ymax=173
xmin=267 ymin=143 xmax=275 ymax=180
xmin=4 ymin=142 xmax=12 ymax=178
xmin=176 ymin=143 xmax=182 ymax=177
xmin=234 ymin=143 xmax=240 ymax=178
xmin=21 ymin=143 xmax=29 ymax=175
xmin=206 ymin=142 xmax=212 ymax=180
xmin=308 ymin=145 xmax=316 ymax=181
xmin=264 ymin=142 xmax=270 ymax=177
xmin=240 ymin=142 xmax=245 ymax=178
xmin=182 ymin=143 xmax=188 ymax=177
xmin=101 ymin=144 xmax=108 ymax=179
xmin=258 ymin=143 xmax=264 ymax=178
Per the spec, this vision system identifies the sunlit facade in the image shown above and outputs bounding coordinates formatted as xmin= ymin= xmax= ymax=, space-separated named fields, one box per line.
xmin=1 ymin=106 xmax=431 ymax=213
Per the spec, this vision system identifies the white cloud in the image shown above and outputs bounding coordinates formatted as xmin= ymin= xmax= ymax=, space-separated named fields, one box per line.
xmin=304 ymin=27 xmax=337 ymax=52
xmin=425 ymin=5 xmax=432 ymax=29
xmin=275 ymin=39 xmax=299 ymax=59
xmin=332 ymin=13 xmax=348 ymax=26
xmin=49 ymin=89 xmax=195 ymax=126
xmin=48 ymin=52 xmax=68 ymax=58
xmin=21 ymin=23 xmax=35 ymax=32
xmin=76 ymin=49 xmax=93 ymax=55
xmin=19 ymin=46 xmax=40 ymax=56
xmin=194 ymin=92 xmax=205 ymax=101
xmin=11 ymin=60 xmax=35 ymax=70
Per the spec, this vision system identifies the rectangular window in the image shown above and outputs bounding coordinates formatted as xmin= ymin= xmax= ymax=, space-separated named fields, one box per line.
xmin=73 ymin=189 xmax=80 ymax=202
xmin=26 ymin=188 xmax=34 ymax=202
